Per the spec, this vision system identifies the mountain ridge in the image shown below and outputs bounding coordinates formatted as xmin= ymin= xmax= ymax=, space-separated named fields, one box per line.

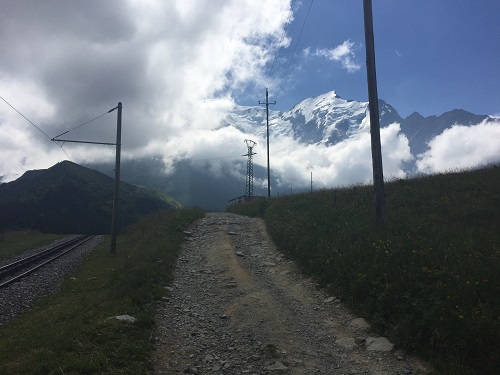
xmin=227 ymin=90 xmax=491 ymax=156
xmin=0 ymin=161 xmax=181 ymax=234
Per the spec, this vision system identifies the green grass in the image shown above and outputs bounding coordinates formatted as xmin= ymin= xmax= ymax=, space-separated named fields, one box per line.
xmin=0 ymin=208 xmax=204 ymax=375
xmin=227 ymin=166 xmax=500 ymax=374
xmin=0 ymin=231 xmax=64 ymax=260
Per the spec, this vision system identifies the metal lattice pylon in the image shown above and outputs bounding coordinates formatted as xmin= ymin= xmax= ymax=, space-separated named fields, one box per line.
xmin=243 ymin=139 xmax=257 ymax=198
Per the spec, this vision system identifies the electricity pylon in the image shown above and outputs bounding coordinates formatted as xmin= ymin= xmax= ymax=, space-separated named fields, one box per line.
xmin=243 ymin=139 xmax=257 ymax=199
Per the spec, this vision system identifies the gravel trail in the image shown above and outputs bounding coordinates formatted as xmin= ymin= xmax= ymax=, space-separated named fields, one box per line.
xmin=152 ymin=212 xmax=431 ymax=375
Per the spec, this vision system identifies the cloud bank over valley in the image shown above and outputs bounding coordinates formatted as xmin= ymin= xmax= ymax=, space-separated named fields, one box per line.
xmin=1 ymin=0 xmax=499 ymax=191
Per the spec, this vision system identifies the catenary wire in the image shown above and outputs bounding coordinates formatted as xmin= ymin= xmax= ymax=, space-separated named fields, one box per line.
xmin=0 ymin=95 xmax=52 ymax=140
xmin=0 ymin=95 xmax=72 ymax=160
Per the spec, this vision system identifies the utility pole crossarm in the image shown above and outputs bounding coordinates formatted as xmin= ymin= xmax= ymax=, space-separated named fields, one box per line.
xmin=51 ymin=138 xmax=116 ymax=146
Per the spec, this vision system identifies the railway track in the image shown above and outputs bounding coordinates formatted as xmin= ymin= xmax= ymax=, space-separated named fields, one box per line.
xmin=0 ymin=235 xmax=95 ymax=289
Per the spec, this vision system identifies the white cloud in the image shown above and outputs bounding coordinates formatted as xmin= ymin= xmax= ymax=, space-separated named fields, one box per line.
xmin=0 ymin=0 xmax=292 ymax=180
xmin=416 ymin=120 xmax=500 ymax=173
xmin=262 ymin=122 xmax=412 ymax=192
xmin=314 ymin=40 xmax=361 ymax=73
xmin=3 ymin=1 xmax=495 ymax=194
xmin=0 ymin=119 xmax=66 ymax=181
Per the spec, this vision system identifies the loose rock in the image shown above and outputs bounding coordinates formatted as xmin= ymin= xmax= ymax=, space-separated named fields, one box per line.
xmin=114 ymin=314 xmax=137 ymax=323
xmin=349 ymin=317 xmax=371 ymax=331
xmin=365 ymin=337 xmax=394 ymax=352
xmin=267 ymin=361 xmax=288 ymax=373
xmin=336 ymin=337 xmax=358 ymax=350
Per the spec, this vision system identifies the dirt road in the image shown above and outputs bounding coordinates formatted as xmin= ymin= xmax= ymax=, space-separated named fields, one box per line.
xmin=152 ymin=212 xmax=431 ymax=374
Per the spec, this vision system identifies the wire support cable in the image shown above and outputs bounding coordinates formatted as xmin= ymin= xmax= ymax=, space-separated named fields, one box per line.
xmin=53 ymin=110 xmax=111 ymax=139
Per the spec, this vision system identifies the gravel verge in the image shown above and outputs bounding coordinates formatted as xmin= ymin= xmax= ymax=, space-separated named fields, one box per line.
xmin=0 ymin=235 xmax=103 ymax=325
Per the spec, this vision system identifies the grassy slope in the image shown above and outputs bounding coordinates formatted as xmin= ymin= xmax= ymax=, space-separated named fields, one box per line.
xmin=0 ymin=208 xmax=204 ymax=375
xmin=0 ymin=231 xmax=64 ymax=260
xmin=227 ymin=166 xmax=500 ymax=374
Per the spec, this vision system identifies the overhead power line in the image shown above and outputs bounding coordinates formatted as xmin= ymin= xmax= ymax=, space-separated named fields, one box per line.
xmin=0 ymin=95 xmax=52 ymax=140
xmin=276 ymin=0 xmax=314 ymax=97
xmin=0 ymin=94 xmax=71 ymax=160
xmin=265 ymin=0 xmax=296 ymax=88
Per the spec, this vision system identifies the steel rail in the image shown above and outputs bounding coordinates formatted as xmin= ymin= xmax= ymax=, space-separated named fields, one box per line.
xmin=0 ymin=235 xmax=87 ymax=277
xmin=0 ymin=235 xmax=95 ymax=288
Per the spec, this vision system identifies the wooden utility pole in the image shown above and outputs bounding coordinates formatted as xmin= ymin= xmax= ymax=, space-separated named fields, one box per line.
xmin=110 ymin=102 xmax=122 ymax=253
xmin=259 ymin=88 xmax=276 ymax=199
xmin=363 ymin=0 xmax=386 ymax=224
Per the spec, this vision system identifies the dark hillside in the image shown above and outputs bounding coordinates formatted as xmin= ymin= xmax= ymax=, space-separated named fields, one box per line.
xmin=85 ymin=157 xmax=270 ymax=211
xmin=0 ymin=161 xmax=181 ymax=234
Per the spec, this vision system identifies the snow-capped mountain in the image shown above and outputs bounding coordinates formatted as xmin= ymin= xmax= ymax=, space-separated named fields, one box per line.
xmin=223 ymin=90 xmax=491 ymax=158
xmin=277 ymin=91 xmax=370 ymax=144
xmin=274 ymin=91 xmax=402 ymax=145
xmin=223 ymin=91 xmax=387 ymax=144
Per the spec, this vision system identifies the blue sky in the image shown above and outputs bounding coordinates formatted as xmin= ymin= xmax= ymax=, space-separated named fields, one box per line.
xmin=238 ymin=0 xmax=500 ymax=118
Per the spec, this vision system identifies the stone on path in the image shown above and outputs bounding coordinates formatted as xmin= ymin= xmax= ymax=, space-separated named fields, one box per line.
xmin=267 ymin=361 xmax=288 ymax=373
xmin=262 ymin=261 xmax=277 ymax=267
xmin=365 ymin=336 xmax=394 ymax=352
xmin=336 ymin=337 xmax=357 ymax=350
xmin=114 ymin=314 xmax=137 ymax=323
xmin=349 ymin=318 xmax=371 ymax=331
